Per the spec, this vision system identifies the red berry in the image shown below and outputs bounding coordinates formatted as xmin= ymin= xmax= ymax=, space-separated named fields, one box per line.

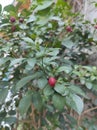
xmin=66 ymin=26 xmax=72 ymax=32
xmin=94 ymin=25 xmax=97 ymax=29
xmin=10 ymin=17 xmax=16 ymax=23
xmin=11 ymin=26 xmax=16 ymax=32
xmin=48 ymin=77 xmax=56 ymax=87
xmin=19 ymin=18 xmax=24 ymax=23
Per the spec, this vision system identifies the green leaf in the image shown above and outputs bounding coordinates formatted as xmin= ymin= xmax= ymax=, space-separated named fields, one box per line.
xmin=0 ymin=111 xmax=7 ymax=118
xmin=57 ymin=66 xmax=72 ymax=73
xmin=37 ymin=78 xmax=47 ymax=89
xmin=43 ymin=56 xmax=59 ymax=65
xmin=4 ymin=4 xmax=16 ymax=12
xmin=67 ymin=94 xmax=84 ymax=115
xmin=43 ymin=85 xmax=54 ymax=96
xmin=10 ymin=58 xmax=25 ymax=66
xmin=27 ymin=58 xmax=36 ymax=68
xmin=62 ymin=38 xmax=74 ymax=49
xmin=68 ymin=85 xmax=86 ymax=97
xmin=47 ymin=48 xmax=59 ymax=56
xmin=0 ymin=81 xmax=9 ymax=88
xmin=32 ymin=92 xmax=43 ymax=111
xmin=36 ymin=14 xmax=52 ymax=26
xmin=25 ymin=58 xmax=36 ymax=71
xmin=4 ymin=117 xmax=17 ymax=125
xmin=0 ymin=4 xmax=2 ymax=13
xmin=27 ymin=15 xmax=36 ymax=23
xmin=22 ymin=37 xmax=34 ymax=44
xmin=15 ymin=72 xmax=41 ymax=91
xmin=8 ymin=110 xmax=16 ymax=115
xmin=19 ymin=24 xmax=29 ymax=29
xmin=19 ymin=91 xmax=32 ymax=116
xmin=52 ymin=94 xmax=66 ymax=111
xmin=85 ymin=82 xmax=93 ymax=89
xmin=0 ymin=88 xmax=8 ymax=104
xmin=54 ymin=84 xmax=66 ymax=95
xmin=35 ymin=1 xmax=54 ymax=11
xmin=0 ymin=58 xmax=10 ymax=66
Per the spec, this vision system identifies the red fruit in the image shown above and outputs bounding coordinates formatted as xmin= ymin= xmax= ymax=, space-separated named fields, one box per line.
xmin=10 ymin=17 xmax=16 ymax=23
xmin=11 ymin=26 xmax=16 ymax=32
xmin=94 ymin=25 xmax=97 ymax=29
xmin=48 ymin=77 xmax=56 ymax=87
xmin=19 ymin=18 xmax=24 ymax=23
xmin=66 ymin=26 xmax=72 ymax=32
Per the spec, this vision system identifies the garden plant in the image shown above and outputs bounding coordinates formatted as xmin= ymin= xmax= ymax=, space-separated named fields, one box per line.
xmin=0 ymin=0 xmax=97 ymax=130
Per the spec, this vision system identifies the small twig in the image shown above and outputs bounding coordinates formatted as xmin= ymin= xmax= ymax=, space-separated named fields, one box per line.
xmin=38 ymin=112 xmax=41 ymax=128
xmin=77 ymin=106 xmax=97 ymax=128
xmin=20 ymin=119 xmax=32 ymax=124
xmin=82 ymin=106 xmax=97 ymax=115
xmin=31 ymin=103 xmax=38 ymax=130
xmin=77 ymin=115 xmax=81 ymax=127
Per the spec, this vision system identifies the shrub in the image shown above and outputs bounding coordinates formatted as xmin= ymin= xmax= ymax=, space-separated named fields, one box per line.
xmin=0 ymin=0 xmax=97 ymax=130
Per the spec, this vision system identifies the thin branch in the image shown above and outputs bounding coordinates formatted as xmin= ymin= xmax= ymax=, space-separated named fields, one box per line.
xmin=82 ymin=106 xmax=97 ymax=115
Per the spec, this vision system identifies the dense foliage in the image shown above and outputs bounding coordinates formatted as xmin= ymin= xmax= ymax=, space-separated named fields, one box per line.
xmin=0 ymin=0 xmax=97 ymax=130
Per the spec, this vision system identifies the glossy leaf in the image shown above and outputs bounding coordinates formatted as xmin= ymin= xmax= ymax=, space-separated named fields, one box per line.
xmin=57 ymin=66 xmax=72 ymax=73
xmin=62 ymin=38 xmax=74 ymax=49
xmin=0 ymin=88 xmax=8 ymax=104
xmin=27 ymin=58 xmax=36 ymax=68
xmin=15 ymin=72 xmax=41 ymax=91
xmin=68 ymin=85 xmax=86 ymax=97
xmin=10 ymin=58 xmax=25 ymax=66
xmin=19 ymin=91 xmax=32 ymax=115
xmin=67 ymin=94 xmax=84 ymax=115
xmin=32 ymin=92 xmax=43 ymax=111
xmin=43 ymin=85 xmax=54 ymax=96
xmin=54 ymin=84 xmax=66 ymax=95
xmin=35 ymin=1 xmax=54 ymax=11
xmin=52 ymin=94 xmax=66 ymax=111
xmin=37 ymin=78 xmax=47 ymax=89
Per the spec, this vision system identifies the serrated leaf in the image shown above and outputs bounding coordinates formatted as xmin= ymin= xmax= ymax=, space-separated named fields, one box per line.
xmin=19 ymin=92 xmax=32 ymax=116
xmin=0 ymin=88 xmax=8 ymax=104
xmin=52 ymin=94 xmax=65 ymax=111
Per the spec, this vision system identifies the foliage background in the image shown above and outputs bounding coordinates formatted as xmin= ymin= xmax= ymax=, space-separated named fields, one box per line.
xmin=0 ymin=0 xmax=97 ymax=130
